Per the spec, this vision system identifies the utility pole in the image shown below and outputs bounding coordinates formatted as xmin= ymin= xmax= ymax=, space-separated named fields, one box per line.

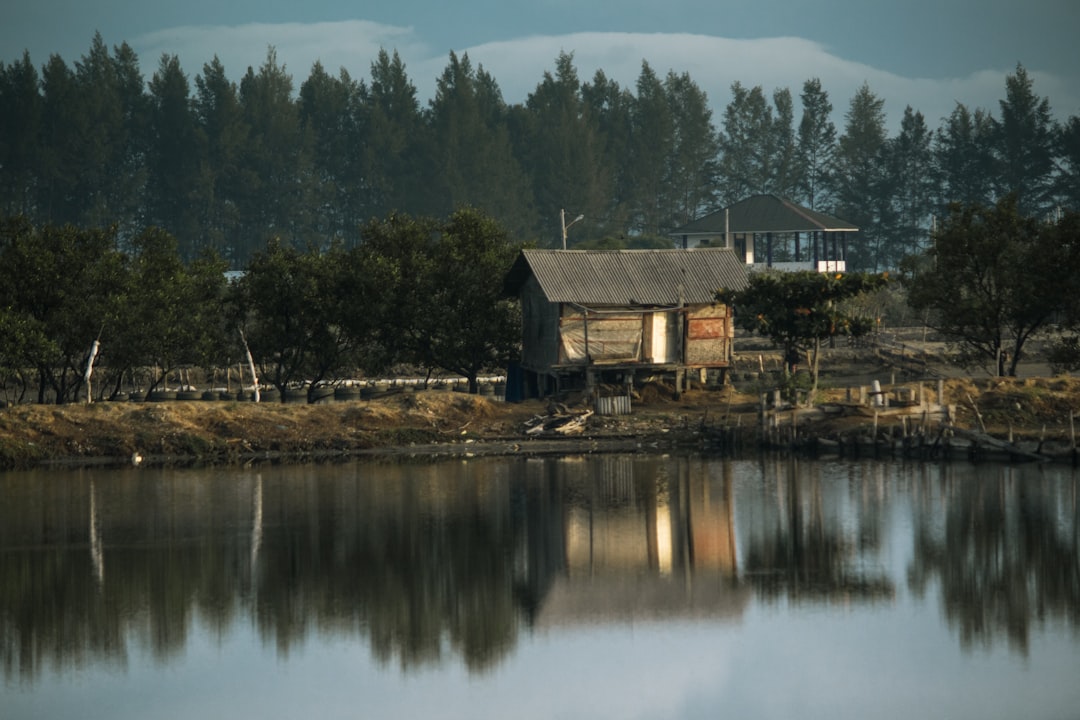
xmin=561 ymin=209 xmax=584 ymax=250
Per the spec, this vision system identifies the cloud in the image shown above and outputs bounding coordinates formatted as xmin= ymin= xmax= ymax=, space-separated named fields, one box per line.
xmin=134 ymin=20 xmax=429 ymax=81
xmin=131 ymin=22 xmax=1079 ymax=131
xmin=452 ymin=32 xmax=1079 ymax=129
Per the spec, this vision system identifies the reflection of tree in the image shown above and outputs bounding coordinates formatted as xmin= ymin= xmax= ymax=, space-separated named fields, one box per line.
xmin=241 ymin=464 xmax=522 ymax=672
xmin=0 ymin=463 xmax=525 ymax=683
xmin=741 ymin=459 xmax=894 ymax=603
xmin=908 ymin=468 xmax=1080 ymax=655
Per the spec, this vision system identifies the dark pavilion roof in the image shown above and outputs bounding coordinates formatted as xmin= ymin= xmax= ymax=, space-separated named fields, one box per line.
xmin=671 ymin=194 xmax=859 ymax=236
xmin=503 ymin=248 xmax=747 ymax=306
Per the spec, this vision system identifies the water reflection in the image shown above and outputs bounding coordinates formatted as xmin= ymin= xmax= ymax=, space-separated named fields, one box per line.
xmin=0 ymin=457 xmax=1077 ymax=685
xmin=907 ymin=464 xmax=1080 ymax=654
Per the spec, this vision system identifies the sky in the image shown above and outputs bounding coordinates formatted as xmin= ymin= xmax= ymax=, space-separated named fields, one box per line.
xmin=3 ymin=0 xmax=1078 ymax=132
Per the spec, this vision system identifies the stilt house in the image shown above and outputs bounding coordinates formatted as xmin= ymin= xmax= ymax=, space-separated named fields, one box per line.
xmin=671 ymin=194 xmax=858 ymax=272
xmin=503 ymin=248 xmax=748 ymax=399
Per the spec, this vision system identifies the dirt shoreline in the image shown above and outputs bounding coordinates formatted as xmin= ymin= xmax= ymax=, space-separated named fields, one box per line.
xmin=3 ymin=375 xmax=1080 ymax=471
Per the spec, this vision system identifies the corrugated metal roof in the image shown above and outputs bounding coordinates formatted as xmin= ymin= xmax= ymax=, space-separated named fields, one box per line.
xmin=671 ymin=194 xmax=859 ymax=235
xmin=504 ymin=248 xmax=748 ymax=305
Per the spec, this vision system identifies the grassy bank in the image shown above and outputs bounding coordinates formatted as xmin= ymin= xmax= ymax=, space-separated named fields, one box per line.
xmin=1 ymin=377 xmax=1079 ymax=470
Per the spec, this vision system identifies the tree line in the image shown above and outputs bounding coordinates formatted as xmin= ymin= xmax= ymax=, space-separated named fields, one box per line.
xmin=0 ymin=208 xmax=520 ymax=404
xmin=2 ymin=33 xmax=1078 ymax=270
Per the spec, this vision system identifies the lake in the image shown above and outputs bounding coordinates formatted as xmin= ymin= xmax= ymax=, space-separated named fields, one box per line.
xmin=2 ymin=454 xmax=1078 ymax=719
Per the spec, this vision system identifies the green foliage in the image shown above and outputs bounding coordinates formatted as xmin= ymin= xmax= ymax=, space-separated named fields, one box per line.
xmin=108 ymin=227 xmax=229 ymax=396
xmin=796 ymin=78 xmax=836 ymax=210
xmin=719 ymin=270 xmax=889 ymax=354
xmin=718 ymin=82 xmax=797 ymax=205
xmin=350 ymin=207 xmax=522 ymax=391
xmin=1 ymin=34 xmax=1076 ymax=276
xmin=428 ymin=207 xmax=522 ymax=391
xmin=231 ymin=239 xmax=353 ymax=399
xmin=718 ymin=269 xmax=889 ymax=401
xmin=903 ymin=197 xmax=1075 ymax=376
xmin=0 ymin=216 xmax=127 ymax=401
xmin=993 ymin=64 xmax=1058 ymax=218
xmin=833 ymin=83 xmax=889 ymax=271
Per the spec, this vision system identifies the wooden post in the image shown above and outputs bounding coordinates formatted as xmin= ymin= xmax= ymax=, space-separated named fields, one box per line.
xmin=675 ymin=286 xmax=685 ymax=400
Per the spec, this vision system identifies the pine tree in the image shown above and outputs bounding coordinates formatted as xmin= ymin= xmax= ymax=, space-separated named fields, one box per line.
xmin=664 ymin=70 xmax=721 ymax=229
xmin=796 ymin=78 xmax=835 ymax=210
xmin=361 ymin=49 xmax=426 ymax=220
xmin=581 ymin=69 xmax=634 ymax=233
xmin=881 ymin=106 xmax=936 ymax=266
xmin=194 ymin=56 xmax=248 ymax=265
xmin=993 ymin=64 xmax=1059 ymax=218
xmin=833 ymin=83 xmax=889 ymax=270
xmin=0 ymin=52 xmax=43 ymax=217
xmin=236 ymin=48 xmax=315 ymax=258
xmin=933 ymin=103 xmax=996 ymax=213
xmin=299 ymin=61 xmax=364 ymax=245
xmin=424 ymin=52 xmax=535 ymax=235
xmin=623 ymin=62 xmax=674 ymax=236
xmin=518 ymin=52 xmax=607 ymax=247
xmin=146 ymin=54 xmax=205 ymax=260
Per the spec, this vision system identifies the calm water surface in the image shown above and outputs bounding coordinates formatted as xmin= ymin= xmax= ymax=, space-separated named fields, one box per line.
xmin=1 ymin=455 xmax=1078 ymax=719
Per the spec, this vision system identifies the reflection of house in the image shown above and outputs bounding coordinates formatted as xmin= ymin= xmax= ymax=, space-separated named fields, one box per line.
xmin=503 ymin=248 xmax=748 ymax=398
xmin=533 ymin=457 xmax=749 ymax=628
xmin=670 ymin=194 xmax=858 ymax=273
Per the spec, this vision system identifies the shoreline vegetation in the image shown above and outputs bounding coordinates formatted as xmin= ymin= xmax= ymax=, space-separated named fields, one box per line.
xmin=2 ymin=374 xmax=1079 ymax=471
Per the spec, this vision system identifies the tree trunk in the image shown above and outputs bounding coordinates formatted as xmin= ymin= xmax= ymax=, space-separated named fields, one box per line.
xmin=810 ymin=337 xmax=821 ymax=407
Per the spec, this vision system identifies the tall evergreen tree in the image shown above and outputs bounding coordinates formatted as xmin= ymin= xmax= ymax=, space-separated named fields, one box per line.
xmin=146 ymin=54 xmax=205 ymax=260
xmin=518 ymin=52 xmax=607 ymax=247
xmin=581 ymin=69 xmax=634 ymax=234
xmin=796 ymin=78 xmax=835 ymax=210
xmin=664 ymin=70 xmax=721 ymax=229
xmin=59 ymin=35 xmax=148 ymax=233
xmin=360 ymin=49 xmax=426 ymax=220
xmin=236 ymin=48 xmax=314 ymax=259
xmin=717 ymin=82 xmax=784 ymax=205
xmin=108 ymin=41 xmax=150 ymax=237
xmin=194 ymin=56 xmax=248 ymax=265
xmin=299 ymin=61 xmax=364 ymax=245
xmin=0 ymin=52 xmax=42 ymax=217
xmin=625 ymin=61 xmax=674 ymax=236
xmin=881 ymin=106 xmax=936 ymax=265
xmin=833 ymin=83 xmax=889 ymax=270
xmin=1057 ymin=115 xmax=1080 ymax=211
xmin=424 ymin=52 xmax=535 ymax=235
xmin=769 ymin=87 xmax=799 ymax=200
xmin=37 ymin=35 xmax=148 ymax=233
xmin=37 ymin=54 xmax=79 ymax=224
xmin=992 ymin=64 xmax=1058 ymax=218
xmin=933 ymin=103 xmax=996 ymax=213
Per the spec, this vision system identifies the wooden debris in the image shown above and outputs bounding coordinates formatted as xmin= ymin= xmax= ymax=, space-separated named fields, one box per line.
xmin=524 ymin=409 xmax=594 ymax=436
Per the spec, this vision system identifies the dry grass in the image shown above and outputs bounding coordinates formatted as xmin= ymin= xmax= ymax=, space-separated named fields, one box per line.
xmin=2 ymin=374 xmax=1079 ymax=469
